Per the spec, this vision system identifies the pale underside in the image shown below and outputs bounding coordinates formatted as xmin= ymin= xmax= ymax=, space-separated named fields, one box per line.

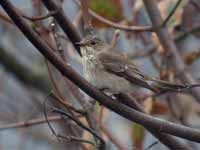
xmin=81 ymin=44 xmax=195 ymax=94
xmin=81 ymin=46 xmax=138 ymax=94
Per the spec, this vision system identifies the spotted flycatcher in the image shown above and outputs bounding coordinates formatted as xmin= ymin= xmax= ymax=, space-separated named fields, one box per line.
xmin=76 ymin=28 xmax=200 ymax=94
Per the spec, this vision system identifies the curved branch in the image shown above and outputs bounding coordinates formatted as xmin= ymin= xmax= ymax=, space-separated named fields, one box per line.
xmin=89 ymin=10 xmax=153 ymax=32
xmin=1 ymin=0 xmax=200 ymax=144
xmin=117 ymin=94 xmax=192 ymax=150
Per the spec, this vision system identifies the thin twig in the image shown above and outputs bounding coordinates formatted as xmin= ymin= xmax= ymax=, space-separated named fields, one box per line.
xmin=175 ymin=26 xmax=200 ymax=42
xmin=144 ymin=141 xmax=159 ymax=150
xmin=43 ymin=94 xmax=92 ymax=150
xmin=111 ymin=29 xmax=120 ymax=48
xmin=89 ymin=8 xmax=153 ymax=32
xmin=45 ymin=60 xmax=63 ymax=98
xmin=22 ymin=10 xmax=58 ymax=21
xmin=126 ymin=44 xmax=157 ymax=59
xmin=53 ymin=109 xmax=106 ymax=150
xmin=80 ymin=0 xmax=91 ymax=29
xmin=57 ymin=134 xmax=95 ymax=147
xmin=162 ymin=0 xmax=183 ymax=27
xmin=0 ymin=115 xmax=61 ymax=131
xmin=43 ymin=93 xmax=57 ymax=136
xmin=50 ymin=91 xmax=85 ymax=114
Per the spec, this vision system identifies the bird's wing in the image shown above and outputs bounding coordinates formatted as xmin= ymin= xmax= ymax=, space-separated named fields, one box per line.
xmin=98 ymin=50 xmax=156 ymax=91
xmin=98 ymin=50 xmax=200 ymax=93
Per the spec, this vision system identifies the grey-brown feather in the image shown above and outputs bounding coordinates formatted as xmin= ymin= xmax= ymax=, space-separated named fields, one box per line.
xmin=97 ymin=48 xmax=156 ymax=92
xmin=81 ymin=46 xmax=141 ymax=93
xmin=80 ymin=29 xmax=200 ymax=93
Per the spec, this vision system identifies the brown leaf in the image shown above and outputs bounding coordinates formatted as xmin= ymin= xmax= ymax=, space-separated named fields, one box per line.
xmin=151 ymin=101 xmax=169 ymax=115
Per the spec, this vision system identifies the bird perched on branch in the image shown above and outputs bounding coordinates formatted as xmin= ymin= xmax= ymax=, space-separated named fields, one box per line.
xmin=76 ymin=27 xmax=200 ymax=94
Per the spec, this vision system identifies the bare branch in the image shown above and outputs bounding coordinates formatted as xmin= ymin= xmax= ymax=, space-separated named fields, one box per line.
xmin=41 ymin=0 xmax=82 ymax=56
xmin=80 ymin=0 xmax=91 ymax=29
xmin=144 ymin=141 xmax=159 ymax=150
xmin=2 ymin=0 xmax=200 ymax=145
xmin=22 ymin=10 xmax=58 ymax=21
xmin=175 ymin=26 xmax=200 ymax=42
xmin=57 ymin=134 xmax=95 ymax=147
xmin=143 ymin=0 xmax=200 ymax=102
xmin=116 ymin=94 xmax=192 ymax=150
xmin=162 ymin=0 xmax=183 ymax=27
xmin=75 ymin=0 xmax=183 ymax=32
xmin=0 ymin=115 xmax=61 ymax=131
xmin=53 ymin=109 xmax=106 ymax=150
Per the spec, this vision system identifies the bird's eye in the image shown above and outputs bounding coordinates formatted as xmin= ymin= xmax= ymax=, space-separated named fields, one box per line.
xmin=91 ymin=41 xmax=96 ymax=45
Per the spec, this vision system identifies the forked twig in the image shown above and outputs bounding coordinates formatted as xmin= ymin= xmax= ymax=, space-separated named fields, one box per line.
xmin=53 ymin=108 xmax=106 ymax=150
xmin=43 ymin=94 xmax=94 ymax=148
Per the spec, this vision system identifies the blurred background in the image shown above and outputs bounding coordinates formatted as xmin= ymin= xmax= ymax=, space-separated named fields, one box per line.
xmin=0 ymin=0 xmax=200 ymax=149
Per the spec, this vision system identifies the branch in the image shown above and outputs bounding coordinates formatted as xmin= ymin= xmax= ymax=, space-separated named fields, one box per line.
xmin=144 ymin=141 xmax=159 ymax=150
xmin=175 ymin=26 xmax=200 ymax=43
xmin=74 ymin=0 xmax=152 ymax=32
xmin=0 ymin=115 xmax=61 ymax=131
xmin=0 ymin=47 xmax=51 ymax=92
xmin=162 ymin=0 xmax=183 ymax=27
xmin=22 ymin=10 xmax=58 ymax=21
xmin=41 ymin=0 xmax=82 ymax=56
xmin=143 ymin=0 xmax=200 ymax=102
xmin=1 ymin=0 xmax=200 ymax=144
xmin=75 ymin=0 xmax=183 ymax=32
xmin=50 ymin=92 xmax=85 ymax=114
xmin=126 ymin=44 xmax=157 ymax=59
xmin=53 ymin=109 xmax=105 ymax=150
xmin=56 ymin=134 xmax=95 ymax=147
xmin=80 ymin=0 xmax=91 ymax=29
xmin=89 ymin=9 xmax=153 ymax=32
xmin=116 ymin=94 xmax=192 ymax=150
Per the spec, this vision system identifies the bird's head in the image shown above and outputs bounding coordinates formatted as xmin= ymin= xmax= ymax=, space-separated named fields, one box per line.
xmin=75 ymin=28 xmax=105 ymax=53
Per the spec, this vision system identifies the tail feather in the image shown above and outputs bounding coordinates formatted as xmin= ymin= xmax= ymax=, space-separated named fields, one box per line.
xmin=146 ymin=78 xmax=200 ymax=93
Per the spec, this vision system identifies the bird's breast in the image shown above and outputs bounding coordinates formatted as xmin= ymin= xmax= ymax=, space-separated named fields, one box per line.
xmin=82 ymin=54 xmax=136 ymax=93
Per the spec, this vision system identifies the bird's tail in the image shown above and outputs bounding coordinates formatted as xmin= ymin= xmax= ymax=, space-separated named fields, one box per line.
xmin=146 ymin=78 xmax=200 ymax=93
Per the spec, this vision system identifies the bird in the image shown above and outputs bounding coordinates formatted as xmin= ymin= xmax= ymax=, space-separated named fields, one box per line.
xmin=76 ymin=28 xmax=200 ymax=94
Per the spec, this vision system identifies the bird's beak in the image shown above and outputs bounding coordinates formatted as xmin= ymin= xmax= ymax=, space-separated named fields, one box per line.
xmin=75 ymin=41 xmax=86 ymax=47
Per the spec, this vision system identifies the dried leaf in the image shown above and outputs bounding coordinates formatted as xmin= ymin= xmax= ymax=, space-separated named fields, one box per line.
xmin=184 ymin=51 xmax=200 ymax=65
xmin=151 ymin=101 xmax=168 ymax=115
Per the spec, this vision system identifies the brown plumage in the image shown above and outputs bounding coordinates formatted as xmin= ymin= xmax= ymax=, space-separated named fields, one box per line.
xmin=76 ymin=28 xmax=200 ymax=94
